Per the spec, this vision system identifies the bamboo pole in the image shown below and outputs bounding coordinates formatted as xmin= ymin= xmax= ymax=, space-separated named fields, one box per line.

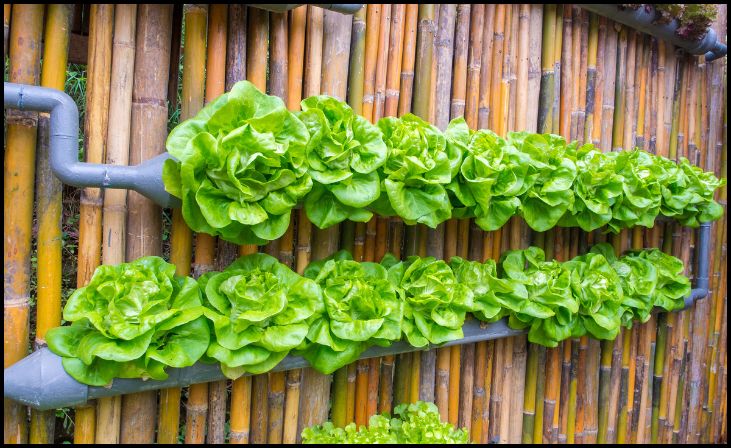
xmin=172 ymin=5 xmax=209 ymax=445
xmin=157 ymin=8 xmax=185 ymax=446
xmin=119 ymin=5 xmax=172 ymax=444
xmin=402 ymin=3 xmax=436 ymax=411
xmin=200 ymin=5 xmax=231 ymax=445
xmin=354 ymin=4 xmax=379 ymax=424
xmin=3 ymin=4 xmax=9 ymax=57
xmin=296 ymin=8 xmax=350 ymax=440
xmin=240 ymin=7 xmax=270 ymax=445
xmin=282 ymin=0 xmax=308 ymax=424
xmin=28 ymin=5 xmax=72 ymax=444
xmin=391 ymin=5 xmax=418 ymax=410
xmin=376 ymin=4 xmax=405 ymax=416
xmin=226 ymin=5 xmax=247 ymax=90
xmin=423 ymin=5 xmax=455 ymax=414
xmin=450 ymin=6 xmax=472 ymax=424
xmin=330 ymin=5 xmax=365 ymax=428
xmin=477 ymin=4 xmax=495 ymax=131
xmin=506 ymin=5 xmax=532 ymax=444
xmin=279 ymin=6 xmax=307 ymax=443
xmin=366 ymin=4 xmax=390 ymax=420
xmin=263 ymin=11 xmax=289 ymax=446
xmin=400 ymin=4 xmax=434 ymax=263
xmin=86 ymin=5 xmax=136 ymax=444
xmin=63 ymin=4 xmax=112 ymax=445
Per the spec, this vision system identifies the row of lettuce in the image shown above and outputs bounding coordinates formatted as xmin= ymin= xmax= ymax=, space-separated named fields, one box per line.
xmin=301 ymin=401 xmax=470 ymax=444
xmin=162 ymin=80 xmax=725 ymax=246
xmin=46 ymin=243 xmax=690 ymax=386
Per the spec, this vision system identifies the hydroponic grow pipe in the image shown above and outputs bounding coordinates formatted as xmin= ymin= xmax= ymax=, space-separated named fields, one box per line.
xmin=3 ymin=224 xmax=712 ymax=411
xmin=251 ymin=4 xmax=363 ymax=15
xmin=579 ymin=4 xmax=727 ymax=62
xmin=3 ymin=82 xmax=180 ymax=208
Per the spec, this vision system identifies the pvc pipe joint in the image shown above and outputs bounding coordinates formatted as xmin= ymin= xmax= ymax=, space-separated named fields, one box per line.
xmin=3 ymin=82 xmax=180 ymax=208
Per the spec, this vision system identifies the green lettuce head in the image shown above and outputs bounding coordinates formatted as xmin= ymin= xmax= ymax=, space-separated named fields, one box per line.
xmin=371 ymin=114 xmax=462 ymax=227
xmin=625 ymin=248 xmax=691 ymax=312
xmin=46 ymin=257 xmax=208 ymax=386
xmin=449 ymin=256 xmax=521 ymax=323
xmin=384 ymin=255 xmax=473 ymax=347
xmin=559 ymin=145 xmax=624 ymax=231
xmin=301 ymin=251 xmax=402 ymax=374
xmin=498 ymin=247 xmax=579 ymax=347
xmin=562 ymin=249 xmax=623 ymax=340
xmin=659 ymin=157 xmax=726 ymax=226
xmin=299 ymin=96 xmax=388 ymax=229
xmin=509 ymin=132 xmax=577 ymax=232
xmin=199 ymin=253 xmax=324 ymax=379
xmin=607 ymin=149 xmax=664 ymax=231
xmin=457 ymin=129 xmax=530 ymax=231
xmin=163 ymin=80 xmax=311 ymax=245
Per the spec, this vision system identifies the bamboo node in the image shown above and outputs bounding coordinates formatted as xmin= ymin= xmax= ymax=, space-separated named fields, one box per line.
xmin=5 ymin=109 xmax=39 ymax=127
xmin=4 ymin=296 xmax=30 ymax=307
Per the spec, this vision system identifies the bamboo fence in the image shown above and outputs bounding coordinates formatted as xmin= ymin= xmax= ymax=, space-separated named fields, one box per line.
xmin=2 ymin=3 xmax=728 ymax=445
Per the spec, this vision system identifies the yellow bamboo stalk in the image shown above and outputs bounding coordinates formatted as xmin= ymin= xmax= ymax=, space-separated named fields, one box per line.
xmin=203 ymin=6 xmax=231 ymax=445
xmin=3 ymin=4 xmax=9 ymax=57
xmin=92 ymin=4 xmax=137 ymax=444
xmin=281 ymin=6 xmax=307 ymax=443
xmin=296 ymin=7 xmax=344 ymax=441
xmin=172 ymin=5 xmax=209 ymax=445
xmin=28 ymin=5 xmax=72 ymax=444
xmin=65 ymin=4 xmax=113 ymax=445
xmin=239 ymin=8 xmax=270 ymax=442
xmin=448 ymin=3 xmax=469 ymax=431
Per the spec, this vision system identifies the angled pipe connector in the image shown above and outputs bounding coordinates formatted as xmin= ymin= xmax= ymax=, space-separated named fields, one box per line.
xmin=3 ymin=82 xmax=180 ymax=208
xmin=579 ymin=4 xmax=727 ymax=62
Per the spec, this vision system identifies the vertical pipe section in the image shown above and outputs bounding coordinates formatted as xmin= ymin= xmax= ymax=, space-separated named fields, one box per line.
xmin=119 ymin=5 xmax=172 ymax=443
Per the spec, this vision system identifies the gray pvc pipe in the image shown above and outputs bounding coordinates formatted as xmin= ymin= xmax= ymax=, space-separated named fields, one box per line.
xmin=251 ymin=4 xmax=363 ymax=15
xmin=4 ymin=318 xmax=524 ymax=410
xmin=580 ymin=4 xmax=727 ymax=62
xmin=684 ymin=222 xmax=711 ymax=309
xmin=3 ymin=82 xmax=180 ymax=208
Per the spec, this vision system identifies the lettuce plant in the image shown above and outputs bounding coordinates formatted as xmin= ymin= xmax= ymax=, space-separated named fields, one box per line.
xmin=452 ymin=128 xmax=526 ymax=231
xmin=384 ymin=255 xmax=473 ymax=347
xmin=510 ymin=132 xmax=578 ymax=232
xmin=449 ymin=257 xmax=520 ymax=322
xmin=299 ymin=95 xmax=388 ymax=228
xmin=301 ymin=401 xmax=470 ymax=444
xmin=559 ymin=145 xmax=624 ymax=231
xmin=498 ymin=247 xmax=579 ymax=347
xmin=46 ymin=257 xmax=208 ymax=386
xmin=163 ymin=80 xmax=311 ymax=245
xmin=562 ymin=250 xmax=624 ymax=340
xmin=301 ymin=251 xmax=403 ymax=374
xmin=371 ymin=114 xmax=462 ymax=227
xmin=623 ymin=248 xmax=691 ymax=312
xmin=199 ymin=253 xmax=323 ymax=379
xmin=659 ymin=157 xmax=726 ymax=226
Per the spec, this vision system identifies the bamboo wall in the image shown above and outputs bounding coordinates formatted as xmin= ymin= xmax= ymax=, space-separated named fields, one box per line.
xmin=3 ymin=4 xmax=727 ymax=444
